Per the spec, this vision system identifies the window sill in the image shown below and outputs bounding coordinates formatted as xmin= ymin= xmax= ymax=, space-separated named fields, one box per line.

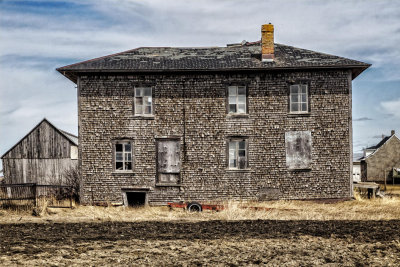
xmin=112 ymin=171 xmax=135 ymax=175
xmin=288 ymin=168 xmax=312 ymax=172
xmin=287 ymin=112 xmax=311 ymax=117
xmin=227 ymin=114 xmax=249 ymax=119
xmin=226 ymin=168 xmax=252 ymax=173
xmin=133 ymin=115 xmax=155 ymax=120
xmin=155 ymin=183 xmax=182 ymax=187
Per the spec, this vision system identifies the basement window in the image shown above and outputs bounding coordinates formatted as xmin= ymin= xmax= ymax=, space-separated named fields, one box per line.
xmin=134 ymin=87 xmax=153 ymax=115
xmin=289 ymin=84 xmax=308 ymax=113
xmin=228 ymin=86 xmax=247 ymax=114
xmin=113 ymin=140 xmax=133 ymax=171
xmin=228 ymin=138 xmax=248 ymax=169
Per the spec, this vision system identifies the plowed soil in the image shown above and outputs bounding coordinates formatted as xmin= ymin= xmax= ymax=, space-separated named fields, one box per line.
xmin=1 ymin=220 xmax=400 ymax=266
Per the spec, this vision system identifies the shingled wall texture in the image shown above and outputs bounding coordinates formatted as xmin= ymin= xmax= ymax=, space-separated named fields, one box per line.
xmin=78 ymin=70 xmax=352 ymax=205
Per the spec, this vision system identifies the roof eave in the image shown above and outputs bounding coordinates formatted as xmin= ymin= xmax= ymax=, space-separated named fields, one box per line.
xmin=57 ymin=64 xmax=371 ymax=83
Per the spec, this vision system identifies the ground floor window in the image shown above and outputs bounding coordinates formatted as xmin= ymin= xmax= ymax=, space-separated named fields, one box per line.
xmin=228 ymin=138 xmax=248 ymax=169
xmin=114 ymin=140 xmax=133 ymax=171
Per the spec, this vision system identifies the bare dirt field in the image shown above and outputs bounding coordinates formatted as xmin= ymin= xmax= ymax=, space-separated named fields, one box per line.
xmin=1 ymin=197 xmax=400 ymax=266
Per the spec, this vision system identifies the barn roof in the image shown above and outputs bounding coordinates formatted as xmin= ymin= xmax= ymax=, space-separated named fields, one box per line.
xmin=1 ymin=118 xmax=78 ymax=159
xmin=57 ymin=41 xmax=370 ymax=83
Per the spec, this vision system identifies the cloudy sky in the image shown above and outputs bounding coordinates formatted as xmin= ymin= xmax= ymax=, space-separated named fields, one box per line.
xmin=1 ymin=0 xmax=399 ymax=168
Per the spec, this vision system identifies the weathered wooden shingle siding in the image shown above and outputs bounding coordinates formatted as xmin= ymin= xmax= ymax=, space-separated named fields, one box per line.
xmin=2 ymin=121 xmax=78 ymax=184
xmin=78 ymin=70 xmax=352 ymax=205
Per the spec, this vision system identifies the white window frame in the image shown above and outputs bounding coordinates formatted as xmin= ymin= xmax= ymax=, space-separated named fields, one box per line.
xmin=289 ymin=84 xmax=308 ymax=113
xmin=228 ymin=86 xmax=247 ymax=114
xmin=134 ymin=87 xmax=153 ymax=115
xmin=114 ymin=141 xmax=133 ymax=171
xmin=228 ymin=138 xmax=248 ymax=170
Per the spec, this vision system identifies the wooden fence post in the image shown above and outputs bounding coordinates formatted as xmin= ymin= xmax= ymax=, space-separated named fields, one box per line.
xmin=33 ymin=183 xmax=37 ymax=207
xmin=70 ymin=186 xmax=73 ymax=208
xmin=384 ymin=170 xmax=387 ymax=191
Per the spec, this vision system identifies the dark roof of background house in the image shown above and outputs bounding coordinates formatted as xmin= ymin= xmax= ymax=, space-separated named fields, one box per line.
xmin=366 ymin=136 xmax=391 ymax=150
xmin=57 ymin=41 xmax=370 ymax=82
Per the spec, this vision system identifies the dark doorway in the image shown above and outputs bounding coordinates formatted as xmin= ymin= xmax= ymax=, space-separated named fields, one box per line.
xmin=126 ymin=192 xmax=146 ymax=207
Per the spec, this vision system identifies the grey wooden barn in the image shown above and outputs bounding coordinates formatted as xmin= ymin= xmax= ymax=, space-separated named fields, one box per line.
xmin=1 ymin=118 xmax=78 ymax=185
xmin=57 ymin=24 xmax=370 ymax=206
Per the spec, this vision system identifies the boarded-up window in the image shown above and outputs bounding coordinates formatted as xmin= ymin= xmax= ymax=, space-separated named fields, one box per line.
xmin=285 ymin=131 xmax=312 ymax=170
xmin=157 ymin=139 xmax=180 ymax=184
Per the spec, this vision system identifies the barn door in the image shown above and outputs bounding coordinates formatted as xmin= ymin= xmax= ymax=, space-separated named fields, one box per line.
xmin=157 ymin=139 xmax=180 ymax=184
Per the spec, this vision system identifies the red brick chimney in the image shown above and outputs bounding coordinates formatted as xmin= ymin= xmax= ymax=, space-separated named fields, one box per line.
xmin=261 ymin=23 xmax=274 ymax=62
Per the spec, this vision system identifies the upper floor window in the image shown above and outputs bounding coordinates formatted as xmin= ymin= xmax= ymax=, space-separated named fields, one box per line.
xmin=228 ymin=138 xmax=248 ymax=169
xmin=289 ymin=84 xmax=308 ymax=113
xmin=135 ymin=87 xmax=152 ymax=115
xmin=228 ymin=86 xmax=247 ymax=114
xmin=114 ymin=141 xmax=133 ymax=171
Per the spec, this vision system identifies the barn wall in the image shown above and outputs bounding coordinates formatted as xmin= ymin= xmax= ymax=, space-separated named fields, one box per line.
xmin=3 ymin=159 xmax=78 ymax=184
xmin=78 ymin=70 xmax=352 ymax=205
xmin=364 ymin=136 xmax=400 ymax=182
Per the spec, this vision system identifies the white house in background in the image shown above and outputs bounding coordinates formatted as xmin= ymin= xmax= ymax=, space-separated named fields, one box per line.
xmin=353 ymin=152 xmax=363 ymax=183
xmin=353 ymin=161 xmax=361 ymax=183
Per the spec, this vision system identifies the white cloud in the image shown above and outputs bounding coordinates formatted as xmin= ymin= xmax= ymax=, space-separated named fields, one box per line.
xmin=381 ymin=98 xmax=400 ymax=119
xmin=0 ymin=66 xmax=77 ymax=158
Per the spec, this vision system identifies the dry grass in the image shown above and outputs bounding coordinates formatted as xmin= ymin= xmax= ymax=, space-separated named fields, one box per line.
xmin=383 ymin=184 xmax=400 ymax=195
xmin=1 ymin=193 xmax=400 ymax=224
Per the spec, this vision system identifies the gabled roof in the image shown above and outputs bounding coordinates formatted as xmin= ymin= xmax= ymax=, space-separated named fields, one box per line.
xmin=57 ymin=41 xmax=370 ymax=83
xmin=362 ymin=134 xmax=400 ymax=160
xmin=366 ymin=136 xmax=390 ymax=150
xmin=1 ymin=118 xmax=78 ymax=159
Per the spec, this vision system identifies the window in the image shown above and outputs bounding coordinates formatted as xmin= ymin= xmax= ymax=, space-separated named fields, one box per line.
xmin=228 ymin=138 xmax=248 ymax=169
xmin=135 ymin=87 xmax=152 ymax=115
xmin=228 ymin=86 xmax=247 ymax=114
xmin=285 ymin=131 xmax=312 ymax=170
xmin=114 ymin=141 xmax=133 ymax=171
xmin=289 ymin=84 xmax=308 ymax=113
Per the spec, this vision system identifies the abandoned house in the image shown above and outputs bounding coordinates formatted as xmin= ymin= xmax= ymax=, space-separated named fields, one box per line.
xmin=360 ymin=130 xmax=400 ymax=183
xmin=1 ymin=118 xmax=78 ymax=185
xmin=57 ymin=24 xmax=370 ymax=206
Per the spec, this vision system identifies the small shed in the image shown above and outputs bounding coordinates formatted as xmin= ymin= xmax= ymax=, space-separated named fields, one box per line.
xmin=1 ymin=118 xmax=78 ymax=185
